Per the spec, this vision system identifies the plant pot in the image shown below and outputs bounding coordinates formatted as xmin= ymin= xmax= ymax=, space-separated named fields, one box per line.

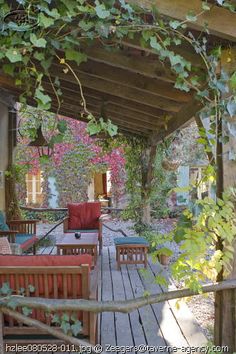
xmin=159 ymin=254 xmax=170 ymax=266
xmin=161 ymin=159 xmax=180 ymax=171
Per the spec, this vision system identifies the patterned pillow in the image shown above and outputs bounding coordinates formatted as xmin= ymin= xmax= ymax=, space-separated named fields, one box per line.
xmin=0 ymin=237 xmax=12 ymax=254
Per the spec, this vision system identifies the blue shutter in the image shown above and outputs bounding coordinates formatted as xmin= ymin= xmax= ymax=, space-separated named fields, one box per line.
xmin=176 ymin=166 xmax=189 ymax=205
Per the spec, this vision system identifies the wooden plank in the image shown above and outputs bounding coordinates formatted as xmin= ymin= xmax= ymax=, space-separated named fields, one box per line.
xmin=148 ymin=259 xmax=207 ymax=346
xmin=140 ymin=261 xmax=189 ymax=348
xmin=49 ymin=67 xmax=183 ymax=112
xmin=85 ymin=46 xmax=176 ymax=82
xmin=73 ymin=60 xmax=191 ymax=103
xmin=120 ymin=37 xmax=205 ymax=68
xmin=100 ymin=248 xmax=116 ymax=350
xmin=155 ymin=98 xmax=203 ymax=141
xmin=125 ymin=260 xmax=166 ymax=346
xmin=121 ymin=265 xmax=148 ymax=353
xmin=127 ymin=0 xmax=236 ymax=42
xmin=109 ymin=247 xmax=134 ymax=349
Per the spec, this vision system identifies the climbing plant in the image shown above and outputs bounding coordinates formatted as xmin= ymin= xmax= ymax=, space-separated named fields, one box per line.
xmin=1 ymin=0 xmax=236 ymax=349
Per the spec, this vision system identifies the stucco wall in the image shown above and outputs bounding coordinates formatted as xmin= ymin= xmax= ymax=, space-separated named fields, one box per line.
xmin=0 ymin=103 xmax=8 ymax=211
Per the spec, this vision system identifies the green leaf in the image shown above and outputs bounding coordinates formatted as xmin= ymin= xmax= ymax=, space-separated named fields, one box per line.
xmin=3 ymin=64 xmax=15 ymax=76
xmin=39 ymin=155 xmax=50 ymax=165
xmin=22 ymin=307 xmax=32 ymax=316
xmin=38 ymin=13 xmax=55 ymax=28
xmin=227 ymin=100 xmax=236 ymax=117
xmin=35 ymin=88 xmax=51 ymax=106
xmin=186 ymin=11 xmax=197 ymax=22
xmin=95 ymin=2 xmax=110 ymax=19
xmin=230 ymin=72 xmax=236 ymax=91
xmin=0 ymin=282 xmax=12 ymax=295
xmin=52 ymin=314 xmax=60 ymax=324
xmin=71 ymin=320 xmax=82 ymax=336
xmin=7 ymin=299 xmax=17 ymax=310
xmin=33 ymin=51 xmax=45 ymax=61
xmin=30 ymin=33 xmax=47 ymax=48
xmin=202 ymin=2 xmax=210 ymax=10
xmin=169 ymin=20 xmax=181 ymax=29
xmin=86 ymin=121 xmax=102 ymax=135
xmin=107 ymin=120 xmax=118 ymax=137
xmin=65 ymin=49 xmax=87 ymax=65
xmin=6 ymin=49 xmax=22 ymax=63
xmin=57 ymin=120 xmax=67 ymax=133
xmin=149 ymin=36 xmax=162 ymax=51
xmin=79 ymin=20 xmax=94 ymax=31
xmin=61 ymin=321 xmax=71 ymax=334
xmin=28 ymin=285 xmax=35 ymax=293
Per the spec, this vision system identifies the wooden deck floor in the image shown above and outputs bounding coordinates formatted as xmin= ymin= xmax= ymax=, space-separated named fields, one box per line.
xmin=7 ymin=245 xmax=207 ymax=353
xmin=99 ymin=247 xmax=207 ymax=353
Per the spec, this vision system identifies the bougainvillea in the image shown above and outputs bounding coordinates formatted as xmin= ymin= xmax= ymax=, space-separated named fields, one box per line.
xmin=15 ymin=115 xmax=126 ymax=207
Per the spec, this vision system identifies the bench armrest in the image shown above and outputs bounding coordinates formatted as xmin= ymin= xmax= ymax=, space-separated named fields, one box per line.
xmin=0 ymin=230 xmax=19 ymax=235
xmin=89 ymin=258 xmax=100 ymax=300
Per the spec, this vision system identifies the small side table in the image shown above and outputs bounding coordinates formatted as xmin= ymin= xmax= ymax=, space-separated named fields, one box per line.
xmin=114 ymin=237 xmax=149 ymax=270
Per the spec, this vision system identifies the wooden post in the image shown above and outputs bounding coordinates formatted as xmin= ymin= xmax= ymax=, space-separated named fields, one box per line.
xmin=213 ymin=51 xmax=236 ymax=351
xmin=140 ymin=134 xmax=158 ymax=225
xmin=5 ymin=107 xmax=21 ymax=220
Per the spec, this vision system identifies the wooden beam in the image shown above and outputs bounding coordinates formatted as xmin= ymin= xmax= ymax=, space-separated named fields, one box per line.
xmin=49 ymin=65 xmax=183 ymax=112
xmin=42 ymin=80 xmax=166 ymax=126
xmin=51 ymin=99 xmax=160 ymax=130
xmin=155 ymin=98 xmax=203 ymax=141
xmin=76 ymin=60 xmax=190 ymax=103
xmin=85 ymin=46 xmax=176 ymax=82
xmin=120 ymin=37 xmax=205 ymax=69
xmin=127 ymin=0 xmax=236 ymax=42
xmin=84 ymin=88 xmax=167 ymax=117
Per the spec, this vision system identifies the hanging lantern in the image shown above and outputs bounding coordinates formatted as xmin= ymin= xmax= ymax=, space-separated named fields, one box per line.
xmin=28 ymin=126 xmax=54 ymax=157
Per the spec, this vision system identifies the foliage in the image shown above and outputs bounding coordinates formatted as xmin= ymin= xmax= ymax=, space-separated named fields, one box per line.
xmin=16 ymin=114 xmax=126 ymax=207
xmin=170 ymin=190 xmax=236 ymax=292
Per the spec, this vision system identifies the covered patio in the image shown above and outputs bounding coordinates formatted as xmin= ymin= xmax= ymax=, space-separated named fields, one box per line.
xmin=0 ymin=0 xmax=236 ymax=352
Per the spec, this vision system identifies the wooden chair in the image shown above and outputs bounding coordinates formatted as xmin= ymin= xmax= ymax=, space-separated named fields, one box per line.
xmin=0 ymin=254 xmax=99 ymax=345
xmin=63 ymin=202 xmax=106 ymax=254
xmin=0 ymin=211 xmax=38 ymax=254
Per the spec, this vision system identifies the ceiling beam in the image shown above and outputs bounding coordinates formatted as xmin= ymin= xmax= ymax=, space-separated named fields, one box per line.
xmin=50 ymin=96 xmax=162 ymax=129
xmin=84 ymin=46 xmax=176 ymax=82
xmin=120 ymin=37 xmax=205 ymax=69
xmin=84 ymin=88 xmax=167 ymax=117
xmin=49 ymin=65 xmax=183 ymax=112
xmin=155 ymin=97 xmax=203 ymax=142
xmin=127 ymin=0 xmax=236 ymax=42
xmin=74 ymin=60 xmax=190 ymax=103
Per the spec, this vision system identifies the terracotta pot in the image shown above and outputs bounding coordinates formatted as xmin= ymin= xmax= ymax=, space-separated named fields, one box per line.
xmin=159 ymin=254 xmax=170 ymax=266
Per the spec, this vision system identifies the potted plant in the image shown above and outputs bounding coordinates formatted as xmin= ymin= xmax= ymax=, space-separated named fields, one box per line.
xmin=143 ymin=231 xmax=173 ymax=265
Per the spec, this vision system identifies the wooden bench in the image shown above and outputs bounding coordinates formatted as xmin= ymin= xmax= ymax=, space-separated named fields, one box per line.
xmin=114 ymin=237 xmax=149 ymax=270
xmin=0 ymin=254 xmax=99 ymax=345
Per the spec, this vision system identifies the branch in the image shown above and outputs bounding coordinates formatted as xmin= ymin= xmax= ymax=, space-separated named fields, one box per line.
xmin=1 ymin=307 xmax=94 ymax=349
xmin=1 ymin=279 xmax=236 ymax=314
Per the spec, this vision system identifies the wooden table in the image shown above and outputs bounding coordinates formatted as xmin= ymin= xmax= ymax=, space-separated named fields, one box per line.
xmin=56 ymin=233 xmax=98 ymax=266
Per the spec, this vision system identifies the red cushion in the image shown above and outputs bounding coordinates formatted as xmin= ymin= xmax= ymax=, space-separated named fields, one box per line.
xmin=0 ymin=254 xmax=92 ymax=325
xmin=0 ymin=254 xmax=92 ymax=296
xmin=68 ymin=202 xmax=101 ymax=230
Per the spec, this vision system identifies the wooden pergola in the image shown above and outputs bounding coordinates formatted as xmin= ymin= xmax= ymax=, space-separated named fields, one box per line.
xmin=0 ymin=0 xmax=236 ymax=350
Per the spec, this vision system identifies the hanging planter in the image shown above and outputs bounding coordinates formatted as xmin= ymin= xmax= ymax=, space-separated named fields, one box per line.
xmin=161 ymin=158 xmax=180 ymax=171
